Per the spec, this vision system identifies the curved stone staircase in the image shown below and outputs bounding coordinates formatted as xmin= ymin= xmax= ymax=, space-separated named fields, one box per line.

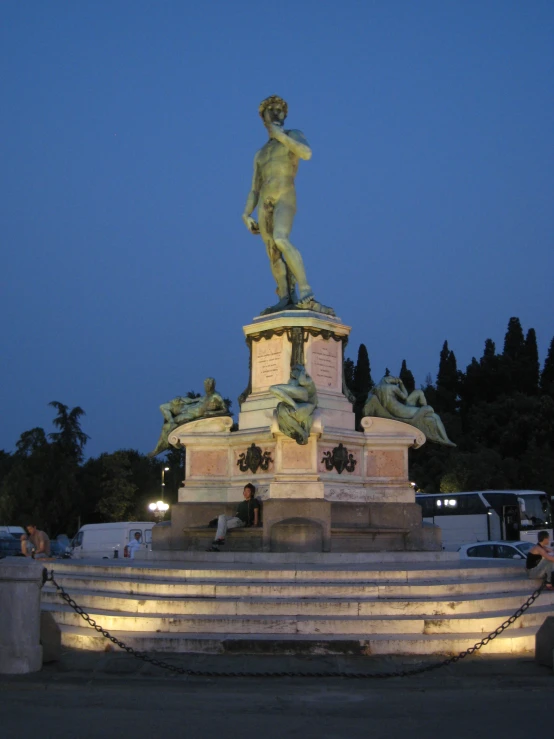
xmin=41 ymin=558 xmax=551 ymax=656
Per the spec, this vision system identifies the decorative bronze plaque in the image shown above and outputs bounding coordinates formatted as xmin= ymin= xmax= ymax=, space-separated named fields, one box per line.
xmin=237 ymin=443 xmax=273 ymax=474
xmin=321 ymin=443 xmax=357 ymax=474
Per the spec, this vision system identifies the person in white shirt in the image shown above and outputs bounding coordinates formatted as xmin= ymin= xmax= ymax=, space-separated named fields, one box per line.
xmin=126 ymin=532 xmax=142 ymax=560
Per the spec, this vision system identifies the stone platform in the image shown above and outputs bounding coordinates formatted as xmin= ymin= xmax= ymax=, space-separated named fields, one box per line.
xmin=157 ymin=308 xmax=440 ymax=553
xmin=41 ymin=558 xmax=550 ymax=656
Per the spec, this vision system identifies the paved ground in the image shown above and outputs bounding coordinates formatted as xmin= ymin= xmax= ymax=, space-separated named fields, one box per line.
xmin=1 ymin=650 xmax=552 ymax=738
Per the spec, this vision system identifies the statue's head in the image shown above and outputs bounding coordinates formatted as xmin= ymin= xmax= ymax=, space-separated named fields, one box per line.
xmin=259 ymin=95 xmax=288 ymax=128
xmin=204 ymin=377 xmax=216 ymax=394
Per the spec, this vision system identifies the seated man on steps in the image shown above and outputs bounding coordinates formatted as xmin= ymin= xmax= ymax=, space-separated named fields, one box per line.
xmin=526 ymin=530 xmax=554 ymax=590
xmin=207 ymin=484 xmax=260 ymax=551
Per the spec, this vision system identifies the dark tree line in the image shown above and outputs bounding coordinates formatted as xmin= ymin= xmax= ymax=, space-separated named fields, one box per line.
xmin=345 ymin=318 xmax=554 ymax=496
xmin=0 ymin=388 xmax=234 ymax=538
xmin=0 ymin=402 xmax=185 ymax=538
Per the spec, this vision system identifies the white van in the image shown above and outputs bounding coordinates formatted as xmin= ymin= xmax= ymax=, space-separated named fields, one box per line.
xmin=70 ymin=522 xmax=154 ymax=559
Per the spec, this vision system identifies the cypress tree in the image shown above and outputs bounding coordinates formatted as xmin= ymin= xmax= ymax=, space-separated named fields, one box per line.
xmin=540 ymin=337 xmax=554 ymax=398
xmin=522 ymin=328 xmax=540 ymax=395
xmin=352 ymin=344 xmax=373 ymax=403
xmin=343 ymin=357 xmax=355 ymax=391
xmin=483 ymin=338 xmax=496 ymax=358
xmin=399 ymin=359 xmax=415 ymax=394
xmin=479 ymin=338 xmax=504 ymax=402
xmin=436 ymin=341 xmax=459 ymax=414
xmin=502 ymin=318 xmax=538 ymax=394
xmin=352 ymin=344 xmax=373 ymax=427
xmin=460 ymin=357 xmax=480 ymax=417
xmin=503 ymin=317 xmax=525 ymax=360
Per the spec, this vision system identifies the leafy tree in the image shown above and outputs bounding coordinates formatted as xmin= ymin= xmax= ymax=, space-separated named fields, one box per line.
xmin=439 ymin=448 xmax=506 ymax=492
xmin=164 ymin=445 xmax=186 ymax=490
xmin=94 ymin=452 xmax=139 ymax=522
xmin=48 ymin=401 xmax=89 ymax=463
xmin=80 ymin=449 xmax=163 ymax=524
xmin=15 ymin=427 xmax=48 ymax=457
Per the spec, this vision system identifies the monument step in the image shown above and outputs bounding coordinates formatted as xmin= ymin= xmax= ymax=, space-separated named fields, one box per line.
xmin=47 ymin=561 xmax=523 ymax=582
xmin=134 ymin=551 xmax=460 ymax=564
xmin=44 ymin=574 xmax=531 ymax=599
xmin=40 ymin=587 xmax=554 ymax=617
xmin=41 ymin=602 xmax=550 ymax=636
xmin=57 ymin=623 xmax=536 ymax=655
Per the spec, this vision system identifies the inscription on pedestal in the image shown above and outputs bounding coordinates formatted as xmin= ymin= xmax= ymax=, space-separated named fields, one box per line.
xmin=308 ymin=337 xmax=340 ymax=391
xmin=252 ymin=335 xmax=289 ymax=392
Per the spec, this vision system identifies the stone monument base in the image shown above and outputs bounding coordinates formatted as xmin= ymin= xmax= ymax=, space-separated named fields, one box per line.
xmin=154 ymin=309 xmax=441 ymax=554
xmin=154 ymin=501 xmax=439 ymax=553
xmin=155 ymin=412 xmax=440 ymax=553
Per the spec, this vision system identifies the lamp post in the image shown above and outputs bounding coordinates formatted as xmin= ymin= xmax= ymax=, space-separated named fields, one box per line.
xmin=161 ymin=466 xmax=169 ymax=501
xmin=149 ymin=500 xmax=169 ymax=521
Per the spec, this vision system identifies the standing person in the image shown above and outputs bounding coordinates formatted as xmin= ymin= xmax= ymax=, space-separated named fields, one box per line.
xmin=207 ymin=484 xmax=260 ymax=552
xmin=24 ymin=524 xmax=51 ymax=559
xmin=126 ymin=531 xmax=142 ymax=560
xmin=526 ymin=531 xmax=554 ymax=589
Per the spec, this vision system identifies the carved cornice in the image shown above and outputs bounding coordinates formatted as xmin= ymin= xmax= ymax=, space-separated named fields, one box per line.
xmin=246 ymin=326 xmax=347 ymax=345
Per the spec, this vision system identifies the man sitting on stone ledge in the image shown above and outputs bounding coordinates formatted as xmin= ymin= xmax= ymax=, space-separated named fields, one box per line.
xmin=207 ymin=484 xmax=261 ymax=552
xmin=23 ymin=523 xmax=51 ymax=559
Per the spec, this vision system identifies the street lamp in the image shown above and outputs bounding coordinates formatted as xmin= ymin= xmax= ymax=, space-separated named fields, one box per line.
xmin=149 ymin=500 xmax=169 ymax=521
xmin=161 ymin=466 xmax=170 ymax=501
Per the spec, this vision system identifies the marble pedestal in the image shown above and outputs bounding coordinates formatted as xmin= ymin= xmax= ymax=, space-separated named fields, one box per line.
xmin=238 ymin=311 xmax=355 ymax=431
xmin=153 ymin=311 xmax=441 ymax=554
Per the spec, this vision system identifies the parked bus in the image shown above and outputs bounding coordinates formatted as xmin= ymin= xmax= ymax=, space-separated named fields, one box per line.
xmin=416 ymin=490 xmax=553 ymax=552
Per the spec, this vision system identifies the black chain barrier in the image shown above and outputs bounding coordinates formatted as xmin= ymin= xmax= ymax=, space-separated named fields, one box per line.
xmin=45 ymin=570 xmax=544 ymax=679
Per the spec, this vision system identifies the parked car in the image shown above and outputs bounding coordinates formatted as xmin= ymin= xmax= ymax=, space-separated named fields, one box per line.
xmin=50 ymin=534 xmax=71 ymax=557
xmin=458 ymin=540 xmax=533 ymax=561
xmin=0 ymin=526 xmax=26 ymax=538
xmin=0 ymin=531 xmax=24 ymax=558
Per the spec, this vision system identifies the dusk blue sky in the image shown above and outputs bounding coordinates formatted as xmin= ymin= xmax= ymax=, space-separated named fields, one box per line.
xmin=2 ymin=1 xmax=553 ymax=458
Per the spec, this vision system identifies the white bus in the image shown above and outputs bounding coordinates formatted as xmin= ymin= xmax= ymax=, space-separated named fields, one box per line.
xmin=416 ymin=490 xmax=553 ymax=552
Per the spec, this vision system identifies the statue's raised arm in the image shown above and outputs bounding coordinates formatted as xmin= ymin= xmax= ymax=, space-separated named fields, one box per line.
xmin=268 ymin=126 xmax=312 ymax=161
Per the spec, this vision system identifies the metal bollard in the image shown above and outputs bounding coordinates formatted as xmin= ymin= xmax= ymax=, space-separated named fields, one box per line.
xmin=0 ymin=558 xmax=44 ymax=674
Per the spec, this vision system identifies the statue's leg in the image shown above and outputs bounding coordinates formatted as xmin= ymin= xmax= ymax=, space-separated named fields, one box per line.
xmin=272 ymin=199 xmax=313 ymax=301
xmin=406 ymin=390 xmax=427 ymax=407
xmin=148 ymin=422 xmax=177 ymax=457
xmin=258 ymin=203 xmax=289 ymax=299
xmin=431 ymin=413 xmax=456 ymax=446
xmin=148 ymin=426 xmax=169 ymax=457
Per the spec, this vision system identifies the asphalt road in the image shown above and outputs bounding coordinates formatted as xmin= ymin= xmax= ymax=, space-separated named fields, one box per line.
xmin=1 ymin=653 xmax=552 ymax=739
